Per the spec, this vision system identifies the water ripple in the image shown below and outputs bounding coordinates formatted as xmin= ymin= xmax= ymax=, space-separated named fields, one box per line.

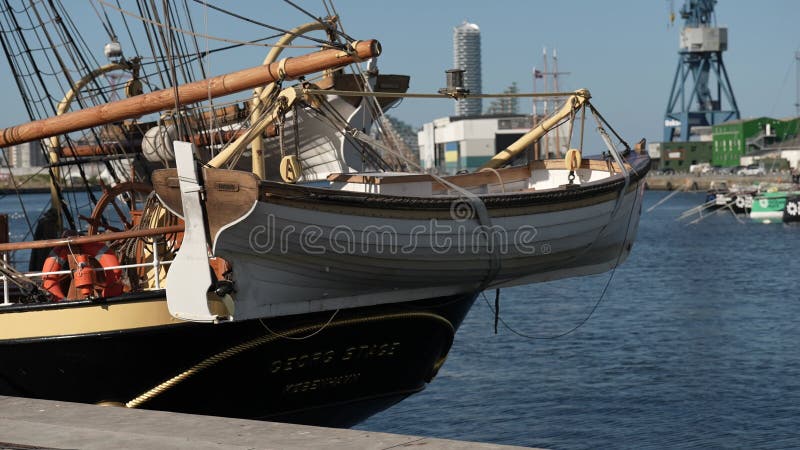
xmin=358 ymin=192 xmax=800 ymax=449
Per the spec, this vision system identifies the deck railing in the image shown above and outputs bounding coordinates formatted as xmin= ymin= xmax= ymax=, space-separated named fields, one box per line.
xmin=0 ymin=225 xmax=184 ymax=306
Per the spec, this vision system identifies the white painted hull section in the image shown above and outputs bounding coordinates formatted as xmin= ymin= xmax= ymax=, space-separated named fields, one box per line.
xmin=749 ymin=211 xmax=783 ymax=220
xmin=214 ymin=182 xmax=646 ymax=320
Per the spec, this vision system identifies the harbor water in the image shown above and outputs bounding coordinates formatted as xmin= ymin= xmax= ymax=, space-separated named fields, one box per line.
xmin=3 ymin=191 xmax=799 ymax=448
xmin=358 ymin=190 xmax=800 ymax=448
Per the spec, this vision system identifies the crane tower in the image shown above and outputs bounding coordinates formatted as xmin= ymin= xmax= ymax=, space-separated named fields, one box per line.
xmin=663 ymin=0 xmax=739 ymax=141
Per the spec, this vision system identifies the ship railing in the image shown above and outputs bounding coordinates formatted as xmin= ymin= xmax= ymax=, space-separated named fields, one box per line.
xmin=0 ymin=225 xmax=184 ymax=306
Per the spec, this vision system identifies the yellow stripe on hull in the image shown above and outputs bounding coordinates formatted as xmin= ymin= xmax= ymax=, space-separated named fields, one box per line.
xmin=0 ymin=296 xmax=232 ymax=340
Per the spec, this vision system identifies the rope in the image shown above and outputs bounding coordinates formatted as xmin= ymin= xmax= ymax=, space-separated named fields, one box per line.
xmin=478 ymin=167 xmax=506 ymax=193
xmin=481 ymin=178 xmax=641 ymax=340
xmin=258 ymin=309 xmax=339 ymax=341
xmin=189 ymin=0 xmax=336 ymax=48
xmin=302 ymin=88 xmax=582 ymax=99
xmin=124 ymin=311 xmax=453 ymax=408
xmin=97 ymin=0 xmax=324 ymax=49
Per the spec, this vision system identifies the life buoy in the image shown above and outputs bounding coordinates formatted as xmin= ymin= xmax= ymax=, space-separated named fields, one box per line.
xmin=734 ymin=196 xmax=746 ymax=209
xmin=787 ymin=201 xmax=799 ymax=216
xmin=41 ymin=243 xmax=124 ymax=301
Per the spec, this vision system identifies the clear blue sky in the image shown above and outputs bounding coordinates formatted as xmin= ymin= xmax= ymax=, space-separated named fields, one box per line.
xmin=1 ymin=0 xmax=799 ymax=146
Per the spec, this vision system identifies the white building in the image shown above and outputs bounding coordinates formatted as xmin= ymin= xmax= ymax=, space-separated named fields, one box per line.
xmin=418 ymin=114 xmax=570 ymax=174
xmin=740 ymin=137 xmax=800 ymax=170
xmin=6 ymin=141 xmax=47 ymax=168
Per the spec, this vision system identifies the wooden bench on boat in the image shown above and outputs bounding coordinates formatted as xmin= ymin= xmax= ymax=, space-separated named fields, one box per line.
xmin=327 ymin=157 xmax=632 ymax=196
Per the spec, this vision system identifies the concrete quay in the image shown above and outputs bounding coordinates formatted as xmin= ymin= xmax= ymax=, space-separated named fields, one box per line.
xmin=645 ymin=173 xmax=791 ymax=191
xmin=0 ymin=395 xmax=535 ymax=450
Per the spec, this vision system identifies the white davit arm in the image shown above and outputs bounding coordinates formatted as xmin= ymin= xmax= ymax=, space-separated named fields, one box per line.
xmin=481 ymin=89 xmax=590 ymax=170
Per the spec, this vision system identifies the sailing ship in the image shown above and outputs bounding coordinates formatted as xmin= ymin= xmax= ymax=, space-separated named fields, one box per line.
xmin=0 ymin=1 xmax=649 ymax=427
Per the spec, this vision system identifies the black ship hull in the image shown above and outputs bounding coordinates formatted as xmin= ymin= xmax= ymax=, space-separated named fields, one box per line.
xmin=0 ymin=291 xmax=478 ymax=427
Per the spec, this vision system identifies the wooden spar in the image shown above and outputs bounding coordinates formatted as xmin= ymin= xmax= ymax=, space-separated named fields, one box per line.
xmin=56 ymin=126 xmax=279 ymax=157
xmin=0 ymin=40 xmax=381 ymax=148
xmin=480 ymin=89 xmax=590 ymax=170
xmin=59 ymin=141 xmax=142 ymax=157
xmin=0 ymin=224 xmax=184 ymax=252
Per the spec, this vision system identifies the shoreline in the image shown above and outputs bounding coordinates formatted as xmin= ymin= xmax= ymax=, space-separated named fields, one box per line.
xmin=0 ymin=185 xmax=101 ymax=195
xmin=645 ymin=174 xmax=792 ymax=191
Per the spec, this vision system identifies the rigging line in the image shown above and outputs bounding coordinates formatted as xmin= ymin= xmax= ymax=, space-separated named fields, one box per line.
xmin=0 ymin=148 xmax=35 ymax=236
xmin=480 ymin=183 xmax=640 ymax=340
xmin=302 ymin=89 xmax=583 ymax=99
xmin=43 ymin=1 xmax=124 ymax=188
xmin=189 ymin=0 xmax=336 ymax=48
xmin=181 ymin=0 xmax=206 ymax=79
xmin=324 ymin=0 xmax=354 ymax=43
xmin=587 ymin=103 xmax=631 ymax=152
xmin=115 ymin=0 xmax=141 ymax=58
xmin=40 ymin=1 xmax=115 ymax=196
xmin=167 ymin=33 xmax=285 ymax=63
xmin=305 ymin=101 xmax=389 ymax=171
xmin=329 ymin=58 xmax=410 ymax=167
xmin=89 ymin=0 xmax=116 ymax=40
xmin=201 ymin=0 xmax=214 ymax=149
xmin=3 ymin=0 xmax=76 ymax=229
xmin=258 ymin=309 xmax=339 ymax=341
xmin=313 ymin=99 xmax=392 ymax=171
xmin=157 ymin=0 xmax=188 ymax=140
xmin=173 ymin=3 xmax=201 ymax=83
xmin=346 ymin=58 xmax=415 ymax=168
xmin=98 ymin=0 xmax=118 ymax=39
xmin=768 ymin=53 xmax=795 ymax=117
xmin=0 ymin=10 xmax=37 ymax=121
xmin=281 ymin=0 xmax=325 ymax=27
xmin=173 ymin=4 xmax=214 ymax=144
xmin=168 ymin=3 xmax=199 ymax=91
xmin=98 ymin=0 xmax=323 ymax=49
xmin=138 ymin=0 xmax=169 ymax=96
xmin=0 ymin=166 xmax=46 ymax=190
xmin=323 ymin=0 xmax=345 ymax=39
xmin=321 ymin=0 xmax=332 ymax=18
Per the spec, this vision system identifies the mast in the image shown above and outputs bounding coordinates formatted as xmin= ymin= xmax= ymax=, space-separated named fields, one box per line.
xmin=796 ymin=50 xmax=800 ymax=117
xmin=531 ymin=66 xmax=539 ymax=160
xmin=542 ymin=47 xmax=549 ymax=157
xmin=553 ymin=48 xmax=561 ymax=158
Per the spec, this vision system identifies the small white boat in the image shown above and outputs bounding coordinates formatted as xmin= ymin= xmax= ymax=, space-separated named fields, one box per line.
xmin=153 ymin=92 xmax=650 ymax=321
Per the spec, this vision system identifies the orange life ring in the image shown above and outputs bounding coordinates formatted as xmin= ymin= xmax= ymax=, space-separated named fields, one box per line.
xmin=41 ymin=243 xmax=124 ymax=301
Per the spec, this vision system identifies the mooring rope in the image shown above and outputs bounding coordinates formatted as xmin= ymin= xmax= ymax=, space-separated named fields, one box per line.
xmin=124 ymin=311 xmax=453 ymax=408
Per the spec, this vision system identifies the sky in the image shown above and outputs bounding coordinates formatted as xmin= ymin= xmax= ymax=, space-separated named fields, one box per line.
xmin=1 ymin=0 xmax=799 ymax=147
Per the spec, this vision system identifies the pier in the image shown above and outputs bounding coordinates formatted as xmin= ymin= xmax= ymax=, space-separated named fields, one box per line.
xmin=0 ymin=396 xmax=533 ymax=450
xmin=646 ymin=173 xmax=792 ymax=191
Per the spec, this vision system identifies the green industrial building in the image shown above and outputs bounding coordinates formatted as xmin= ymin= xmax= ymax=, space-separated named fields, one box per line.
xmin=711 ymin=117 xmax=800 ymax=166
xmin=660 ymin=141 xmax=713 ymax=172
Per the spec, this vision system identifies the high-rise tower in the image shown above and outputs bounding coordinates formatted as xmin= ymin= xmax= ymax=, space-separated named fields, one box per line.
xmin=453 ymin=21 xmax=482 ymax=116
